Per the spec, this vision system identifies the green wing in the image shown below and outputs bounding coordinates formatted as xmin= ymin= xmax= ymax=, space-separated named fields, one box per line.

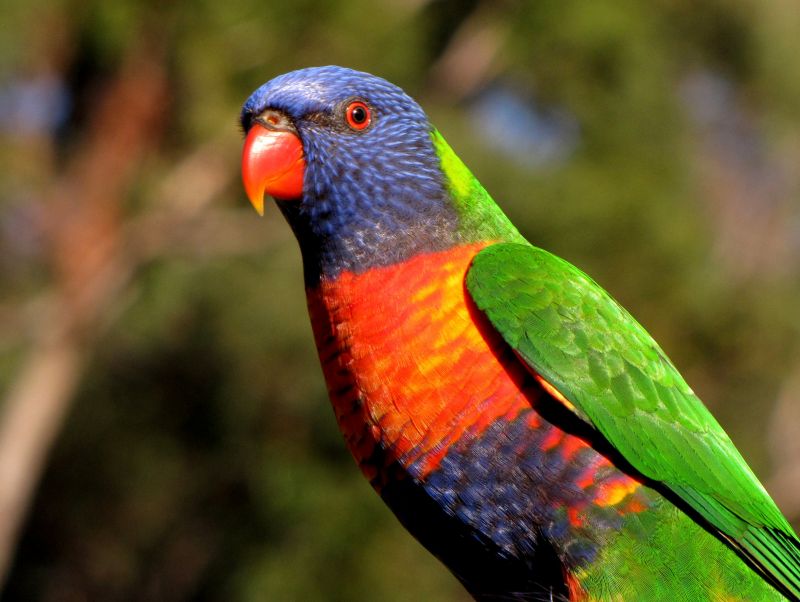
xmin=466 ymin=242 xmax=800 ymax=599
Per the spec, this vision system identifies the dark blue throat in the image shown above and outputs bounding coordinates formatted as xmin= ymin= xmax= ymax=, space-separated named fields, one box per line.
xmin=278 ymin=123 xmax=463 ymax=285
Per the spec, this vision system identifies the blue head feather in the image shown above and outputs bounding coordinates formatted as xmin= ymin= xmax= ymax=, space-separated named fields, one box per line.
xmin=241 ymin=66 xmax=461 ymax=282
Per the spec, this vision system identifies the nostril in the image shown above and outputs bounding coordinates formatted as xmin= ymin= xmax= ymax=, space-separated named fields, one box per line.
xmin=256 ymin=109 xmax=296 ymax=134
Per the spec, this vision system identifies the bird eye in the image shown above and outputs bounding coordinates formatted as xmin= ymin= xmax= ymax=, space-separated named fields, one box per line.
xmin=345 ymin=101 xmax=371 ymax=131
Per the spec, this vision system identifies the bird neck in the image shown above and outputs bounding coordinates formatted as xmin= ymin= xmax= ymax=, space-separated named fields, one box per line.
xmin=430 ymin=130 xmax=522 ymax=246
xmin=281 ymin=129 xmax=523 ymax=286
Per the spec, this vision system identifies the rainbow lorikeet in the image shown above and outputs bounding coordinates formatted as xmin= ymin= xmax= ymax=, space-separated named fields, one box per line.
xmin=240 ymin=66 xmax=800 ymax=601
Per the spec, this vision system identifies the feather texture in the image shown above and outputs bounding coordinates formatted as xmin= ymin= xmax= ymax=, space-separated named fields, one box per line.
xmin=467 ymin=242 xmax=800 ymax=599
xmin=241 ymin=66 xmax=798 ymax=601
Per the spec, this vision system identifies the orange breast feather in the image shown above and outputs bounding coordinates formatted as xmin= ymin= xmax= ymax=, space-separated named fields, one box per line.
xmin=307 ymin=243 xmax=540 ymax=482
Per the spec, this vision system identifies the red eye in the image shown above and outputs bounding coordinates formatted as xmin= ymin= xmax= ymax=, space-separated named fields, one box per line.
xmin=345 ymin=101 xmax=371 ymax=131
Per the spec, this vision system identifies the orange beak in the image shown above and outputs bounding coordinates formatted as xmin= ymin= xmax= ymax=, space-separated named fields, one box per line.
xmin=241 ymin=122 xmax=305 ymax=215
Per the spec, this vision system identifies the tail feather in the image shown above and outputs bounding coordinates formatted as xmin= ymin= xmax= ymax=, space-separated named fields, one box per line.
xmin=741 ymin=527 xmax=800 ymax=600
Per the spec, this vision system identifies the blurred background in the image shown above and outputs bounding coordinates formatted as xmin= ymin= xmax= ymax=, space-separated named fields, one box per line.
xmin=1 ymin=0 xmax=799 ymax=600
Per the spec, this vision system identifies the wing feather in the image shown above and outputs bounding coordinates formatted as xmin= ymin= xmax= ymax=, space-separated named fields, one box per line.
xmin=466 ymin=242 xmax=800 ymax=599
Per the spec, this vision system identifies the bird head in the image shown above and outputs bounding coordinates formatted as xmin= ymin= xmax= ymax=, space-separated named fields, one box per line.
xmin=240 ymin=66 xmax=517 ymax=281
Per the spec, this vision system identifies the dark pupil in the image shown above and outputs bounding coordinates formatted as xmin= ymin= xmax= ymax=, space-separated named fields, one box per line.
xmin=351 ymin=106 xmax=366 ymax=124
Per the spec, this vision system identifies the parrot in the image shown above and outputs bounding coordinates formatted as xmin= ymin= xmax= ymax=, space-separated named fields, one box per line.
xmin=239 ymin=66 xmax=800 ymax=601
